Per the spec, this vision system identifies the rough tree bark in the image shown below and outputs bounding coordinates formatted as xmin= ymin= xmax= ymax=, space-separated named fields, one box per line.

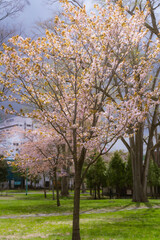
xmin=72 ymin=165 xmax=82 ymax=240
xmin=61 ymin=175 xmax=69 ymax=197
xmin=72 ymin=147 xmax=86 ymax=240
xmin=130 ymin=124 xmax=148 ymax=202
xmin=122 ymin=105 xmax=159 ymax=202
xmin=43 ymin=174 xmax=47 ymax=199
xmin=81 ymin=181 xmax=86 ymax=193
xmin=51 ymin=178 xmax=55 ymax=200
xmin=54 ymin=169 xmax=60 ymax=207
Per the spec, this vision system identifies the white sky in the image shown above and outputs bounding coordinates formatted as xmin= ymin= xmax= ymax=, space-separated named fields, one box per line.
xmin=6 ymin=0 xmax=94 ymax=36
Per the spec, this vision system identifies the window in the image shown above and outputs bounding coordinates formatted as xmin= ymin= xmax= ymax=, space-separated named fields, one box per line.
xmin=13 ymin=143 xmax=19 ymax=146
xmin=6 ymin=119 xmax=14 ymax=123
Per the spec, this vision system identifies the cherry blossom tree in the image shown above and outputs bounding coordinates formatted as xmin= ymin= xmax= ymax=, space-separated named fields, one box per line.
xmin=99 ymin=0 xmax=160 ymax=202
xmin=0 ymin=1 xmax=160 ymax=239
xmin=16 ymin=127 xmax=66 ymax=206
xmin=39 ymin=0 xmax=160 ymax=203
xmin=108 ymin=33 xmax=160 ymax=202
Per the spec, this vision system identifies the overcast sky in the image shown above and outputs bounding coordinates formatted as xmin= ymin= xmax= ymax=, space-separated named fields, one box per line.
xmin=6 ymin=0 xmax=94 ymax=36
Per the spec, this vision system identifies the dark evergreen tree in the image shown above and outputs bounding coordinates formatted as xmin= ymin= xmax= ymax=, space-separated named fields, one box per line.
xmin=125 ymin=154 xmax=133 ymax=190
xmin=0 ymin=157 xmax=8 ymax=184
xmin=107 ymin=151 xmax=126 ymax=197
xmin=86 ymin=156 xmax=107 ymax=199
xmin=148 ymin=159 xmax=160 ymax=198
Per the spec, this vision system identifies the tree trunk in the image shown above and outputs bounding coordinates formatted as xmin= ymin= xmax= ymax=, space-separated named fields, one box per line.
xmin=130 ymin=126 xmax=148 ymax=202
xmin=97 ymin=185 xmax=101 ymax=199
xmin=132 ymin=106 xmax=158 ymax=202
xmin=94 ymin=185 xmax=97 ymax=199
xmin=150 ymin=186 xmax=153 ymax=198
xmin=72 ymin=168 xmax=81 ymax=240
xmin=61 ymin=175 xmax=69 ymax=197
xmin=132 ymin=172 xmax=146 ymax=201
xmin=154 ymin=186 xmax=158 ymax=199
xmin=131 ymin=153 xmax=148 ymax=202
xmin=52 ymin=178 xmax=55 ymax=200
xmin=54 ymin=170 xmax=60 ymax=207
xmin=72 ymin=144 xmax=86 ymax=240
xmin=43 ymin=175 xmax=47 ymax=199
xmin=81 ymin=181 xmax=86 ymax=193
xmin=102 ymin=187 xmax=103 ymax=196
xmin=49 ymin=175 xmax=52 ymax=191
xmin=90 ymin=188 xmax=92 ymax=196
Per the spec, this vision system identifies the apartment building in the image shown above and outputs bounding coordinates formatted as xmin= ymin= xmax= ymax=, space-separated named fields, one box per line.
xmin=0 ymin=116 xmax=74 ymax=190
xmin=0 ymin=116 xmax=35 ymax=158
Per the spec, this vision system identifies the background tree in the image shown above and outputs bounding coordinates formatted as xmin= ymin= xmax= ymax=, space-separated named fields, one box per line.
xmin=0 ymin=0 xmax=30 ymax=48
xmin=0 ymin=156 xmax=8 ymax=184
xmin=16 ymin=127 xmax=66 ymax=206
xmin=86 ymin=155 xmax=107 ymax=199
xmin=96 ymin=0 xmax=160 ymax=204
xmin=60 ymin=144 xmax=70 ymax=197
xmin=107 ymin=151 xmax=126 ymax=197
xmin=0 ymin=0 xmax=30 ymax=112
xmin=125 ymin=154 xmax=133 ymax=192
xmin=148 ymin=159 xmax=160 ymax=198
xmin=119 ymin=0 xmax=160 ymax=202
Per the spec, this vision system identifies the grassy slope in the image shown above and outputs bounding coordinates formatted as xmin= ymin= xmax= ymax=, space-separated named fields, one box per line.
xmin=0 ymin=191 xmax=160 ymax=239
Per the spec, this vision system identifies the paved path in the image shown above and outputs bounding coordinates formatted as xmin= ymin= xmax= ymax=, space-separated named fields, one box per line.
xmin=1 ymin=205 xmax=160 ymax=219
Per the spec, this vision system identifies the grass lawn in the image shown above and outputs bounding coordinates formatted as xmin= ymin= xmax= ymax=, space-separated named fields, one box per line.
xmin=0 ymin=191 xmax=160 ymax=239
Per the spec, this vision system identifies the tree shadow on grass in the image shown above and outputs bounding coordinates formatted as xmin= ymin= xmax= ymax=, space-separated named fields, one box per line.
xmin=144 ymin=202 xmax=153 ymax=208
xmin=114 ymin=201 xmax=154 ymax=212
xmin=114 ymin=202 xmax=140 ymax=212
xmin=81 ymin=207 xmax=160 ymax=240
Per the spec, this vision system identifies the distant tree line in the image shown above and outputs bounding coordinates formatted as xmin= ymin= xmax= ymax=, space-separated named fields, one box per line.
xmin=85 ymin=151 xmax=160 ymax=199
xmin=1 ymin=150 xmax=160 ymax=200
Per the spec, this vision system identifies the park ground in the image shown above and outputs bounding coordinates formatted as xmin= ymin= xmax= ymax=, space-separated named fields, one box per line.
xmin=0 ymin=191 xmax=160 ymax=239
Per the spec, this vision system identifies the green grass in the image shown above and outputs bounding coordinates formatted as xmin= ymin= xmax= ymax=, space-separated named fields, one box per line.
xmin=0 ymin=191 xmax=160 ymax=239
xmin=0 ymin=191 xmax=135 ymax=216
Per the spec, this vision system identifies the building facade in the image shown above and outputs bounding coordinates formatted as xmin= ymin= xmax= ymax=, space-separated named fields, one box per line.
xmin=0 ymin=116 xmax=74 ymax=191
xmin=0 ymin=116 xmax=35 ymax=158
xmin=0 ymin=116 xmax=35 ymax=189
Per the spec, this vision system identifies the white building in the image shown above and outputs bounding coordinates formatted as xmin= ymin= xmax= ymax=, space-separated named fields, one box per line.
xmin=0 ymin=116 xmax=35 ymax=158
xmin=0 ymin=116 xmax=73 ymax=190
